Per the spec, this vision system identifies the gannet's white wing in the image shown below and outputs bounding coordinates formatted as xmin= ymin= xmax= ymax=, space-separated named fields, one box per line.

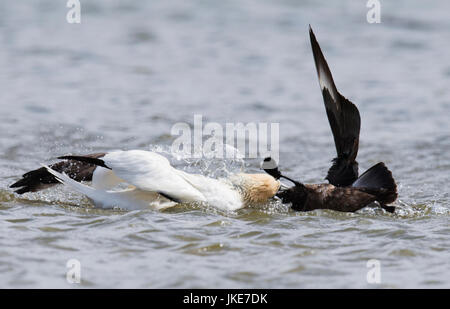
xmin=102 ymin=150 xmax=207 ymax=203
xmin=91 ymin=167 xmax=125 ymax=190
xmin=55 ymin=150 xmax=240 ymax=208
xmin=42 ymin=164 xmax=176 ymax=210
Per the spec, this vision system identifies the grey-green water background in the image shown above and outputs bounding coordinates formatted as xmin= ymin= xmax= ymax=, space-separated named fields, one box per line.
xmin=0 ymin=0 xmax=448 ymax=288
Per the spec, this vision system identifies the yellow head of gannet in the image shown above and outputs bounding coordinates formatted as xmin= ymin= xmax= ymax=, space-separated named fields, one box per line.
xmin=229 ymin=173 xmax=280 ymax=205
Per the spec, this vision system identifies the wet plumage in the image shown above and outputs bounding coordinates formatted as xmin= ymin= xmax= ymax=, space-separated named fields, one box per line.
xmin=264 ymin=27 xmax=398 ymax=213
xmin=12 ymin=150 xmax=280 ymax=211
xmin=10 ymin=153 xmax=106 ymax=194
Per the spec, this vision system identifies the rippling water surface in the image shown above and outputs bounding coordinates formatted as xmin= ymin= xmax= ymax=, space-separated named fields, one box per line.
xmin=0 ymin=0 xmax=449 ymax=288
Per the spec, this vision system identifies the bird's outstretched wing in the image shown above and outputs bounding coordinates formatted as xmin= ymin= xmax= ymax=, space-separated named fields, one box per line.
xmin=10 ymin=153 xmax=106 ymax=194
xmin=309 ymin=26 xmax=361 ymax=186
xmin=42 ymin=164 xmax=175 ymax=210
xmin=60 ymin=150 xmax=207 ymax=203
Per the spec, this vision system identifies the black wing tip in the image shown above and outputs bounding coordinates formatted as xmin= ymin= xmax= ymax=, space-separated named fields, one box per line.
xmin=58 ymin=155 xmax=111 ymax=170
xmin=309 ymin=25 xmax=333 ymax=89
xmin=309 ymin=25 xmax=319 ymax=48
xmin=9 ymin=182 xmax=21 ymax=188
xmin=58 ymin=155 xmax=74 ymax=160
xmin=309 ymin=24 xmax=314 ymax=37
xmin=13 ymin=187 xmax=33 ymax=194
xmin=353 ymin=162 xmax=397 ymax=193
xmin=10 ymin=181 xmax=49 ymax=194
xmin=10 ymin=153 xmax=107 ymax=195
xmin=9 ymin=166 xmax=49 ymax=192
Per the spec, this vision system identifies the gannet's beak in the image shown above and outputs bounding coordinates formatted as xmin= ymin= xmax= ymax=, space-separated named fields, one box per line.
xmin=261 ymin=157 xmax=301 ymax=187
xmin=261 ymin=157 xmax=281 ymax=179
xmin=279 ymin=182 xmax=290 ymax=190
xmin=274 ymin=182 xmax=290 ymax=199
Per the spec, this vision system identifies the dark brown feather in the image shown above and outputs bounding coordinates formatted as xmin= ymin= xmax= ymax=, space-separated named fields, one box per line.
xmin=304 ymin=184 xmax=377 ymax=212
xmin=272 ymin=27 xmax=398 ymax=213
xmin=309 ymin=26 xmax=361 ymax=186
xmin=277 ymin=181 xmax=397 ymax=213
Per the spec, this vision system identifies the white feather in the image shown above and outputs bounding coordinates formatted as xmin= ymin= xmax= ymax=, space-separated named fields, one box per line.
xmin=101 ymin=150 xmax=245 ymax=210
xmin=42 ymin=150 xmax=276 ymax=211
xmin=91 ymin=166 xmax=124 ymax=190
xmin=319 ymin=65 xmax=338 ymax=102
xmin=42 ymin=164 xmax=175 ymax=210
xmin=102 ymin=150 xmax=209 ymax=203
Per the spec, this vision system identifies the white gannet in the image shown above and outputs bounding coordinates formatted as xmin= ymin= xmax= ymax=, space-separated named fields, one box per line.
xmin=12 ymin=150 xmax=280 ymax=211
